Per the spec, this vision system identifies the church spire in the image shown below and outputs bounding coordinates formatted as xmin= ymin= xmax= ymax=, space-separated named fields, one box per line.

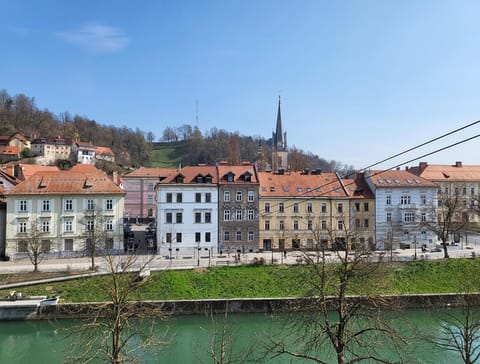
xmin=273 ymin=96 xmax=286 ymax=151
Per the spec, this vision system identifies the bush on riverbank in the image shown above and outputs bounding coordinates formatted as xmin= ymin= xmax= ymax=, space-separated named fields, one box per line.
xmin=1 ymin=258 xmax=480 ymax=302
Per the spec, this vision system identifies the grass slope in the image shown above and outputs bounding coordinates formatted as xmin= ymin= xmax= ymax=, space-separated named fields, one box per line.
xmin=2 ymin=259 xmax=480 ymax=303
xmin=150 ymin=141 xmax=187 ymax=168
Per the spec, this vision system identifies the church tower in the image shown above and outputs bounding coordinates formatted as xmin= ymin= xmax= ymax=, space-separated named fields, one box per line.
xmin=272 ymin=96 xmax=288 ymax=172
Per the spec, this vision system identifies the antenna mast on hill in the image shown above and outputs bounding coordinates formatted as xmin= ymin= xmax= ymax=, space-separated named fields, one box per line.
xmin=195 ymin=99 xmax=199 ymax=128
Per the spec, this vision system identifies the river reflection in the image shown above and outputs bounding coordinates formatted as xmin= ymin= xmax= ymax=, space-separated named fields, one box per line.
xmin=0 ymin=308 xmax=474 ymax=363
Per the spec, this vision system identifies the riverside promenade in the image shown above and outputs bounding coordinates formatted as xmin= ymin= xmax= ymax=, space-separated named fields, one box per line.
xmin=0 ymin=243 xmax=479 ymax=276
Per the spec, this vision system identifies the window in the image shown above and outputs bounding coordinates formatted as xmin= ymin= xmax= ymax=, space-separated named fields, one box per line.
xmin=205 ymin=193 xmax=212 ymax=203
xmin=106 ymin=219 xmax=113 ymax=231
xmin=147 ymin=183 xmax=154 ymax=192
xmin=64 ymin=220 xmax=73 ymax=232
xmin=105 ymin=238 xmax=114 ymax=250
xmin=19 ymin=200 xmax=28 ymax=212
xmin=18 ymin=221 xmax=27 ymax=234
xmin=265 ymin=220 xmax=270 ymax=230
xmin=463 ymin=187 xmax=467 ymax=195
xmin=176 ymin=233 xmax=182 ymax=243
xmin=307 ymin=203 xmax=313 ymax=213
xmin=293 ymin=220 xmax=299 ymax=230
xmin=42 ymin=220 xmax=50 ymax=233
xmin=248 ymin=231 xmax=254 ymax=241
xmin=106 ymin=199 xmax=113 ymax=210
xmin=176 ymin=212 xmax=183 ymax=224
xmin=247 ymin=210 xmax=254 ymax=220
xmin=421 ymin=194 xmax=426 ymax=205
xmin=248 ymin=191 xmax=254 ymax=202
xmin=166 ymin=193 xmax=172 ymax=203
xmin=364 ymin=219 xmax=369 ymax=228
xmin=236 ymin=210 xmax=243 ymax=220
xmin=195 ymin=212 xmax=201 ymax=223
xmin=455 ymin=188 xmax=459 ymax=196
xmin=41 ymin=240 xmax=50 ymax=252
xmin=18 ymin=241 xmax=28 ymax=253
xmin=355 ymin=219 xmax=361 ymax=228
xmin=355 ymin=203 xmax=360 ymax=212
xmin=147 ymin=195 xmax=153 ymax=204
xmin=386 ymin=212 xmax=392 ymax=222
xmin=205 ymin=212 xmax=211 ymax=223
xmin=421 ymin=231 xmax=427 ymax=240
xmin=307 ymin=220 xmax=313 ymax=230
xmin=279 ymin=220 xmax=285 ymax=230
xmin=64 ymin=199 xmax=73 ymax=211
xmin=321 ymin=203 xmax=327 ymax=213
xmin=42 ymin=200 xmax=50 ymax=212
xmin=205 ymin=232 xmax=211 ymax=242
xmin=236 ymin=191 xmax=242 ymax=201
xmin=224 ymin=191 xmax=230 ymax=202
xmin=87 ymin=220 xmax=94 ymax=231
xmin=224 ymin=231 xmax=230 ymax=241
xmin=421 ymin=212 xmax=426 ymax=222
xmin=224 ymin=210 xmax=231 ymax=221
xmin=338 ymin=220 xmax=344 ymax=230
xmin=279 ymin=203 xmax=285 ymax=213
xmin=386 ymin=195 xmax=391 ymax=205
xmin=444 ymin=187 xmax=449 ymax=195
xmin=195 ymin=232 xmax=201 ymax=242
xmin=236 ymin=231 xmax=242 ymax=241
xmin=404 ymin=212 xmax=415 ymax=223
xmin=195 ymin=193 xmax=201 ymax=203
xmin=400 ymin=195 xmax=411 ymax=205
xmin=293 ymin=203 xmax=299 ymax=213
xmin=364 ymin=203 xmax=369 ymax=212
xmin=87 ymin=199 xmax=95 ymax=210
xmin=321 ymin=220 xmax=327 ymax=230
xmin=337 ymin=203 xmax=343 ymax=213
xmin=166 ymin=233 xmax=172 ymax=243
xmin=64 ymin=239 xmax=73 ymax=251
xmin=176 ymin=193 xmax=182 ymax=203
xmin=471 ymin=187 xmax=475 ymax=196
xmin=264 ymin=203 xmax=270 ymax=213
xmin=166 ymin=212 xmax=172 ymax=223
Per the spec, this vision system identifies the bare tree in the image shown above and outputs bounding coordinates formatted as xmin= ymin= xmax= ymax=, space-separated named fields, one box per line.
xmin=199 ymin=303 xmax=255 ymax=364
xmin=66 ymin=253 xmax=168 ymax=364
xmin=82 ymin=206 xmax=108 ymax=270
xmin=261 ymin=215 xmax=406 ymax=364
xmin=423 ymin=193 xmax=466 ymax=259
xmin=19 ymin=221 xmax=50 ymax=273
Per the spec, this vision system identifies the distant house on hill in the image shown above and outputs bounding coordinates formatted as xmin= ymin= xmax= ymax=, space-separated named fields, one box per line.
xmin=95 ymin=146 xmax=115 ymax=163
xmin=0 ymin=146 xmax=21 ymax=162
xmin=31 ymin=136 xmax=72 ymax=165
xmin=72 ymin=141 xmax=96 ymax=164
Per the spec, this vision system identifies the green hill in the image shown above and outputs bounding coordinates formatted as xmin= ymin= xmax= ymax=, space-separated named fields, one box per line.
xmin=150 ymin=141 xmax=188 ymax=168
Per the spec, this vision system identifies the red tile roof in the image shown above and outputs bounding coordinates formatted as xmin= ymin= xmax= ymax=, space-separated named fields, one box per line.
xmin=0 ymin=146 xmax=20 ymax=155
xmin=124 ymin=167 xmax=176 ymax=178
xmin=161 ymin=166 xmax=218 ymax=184
xmin=12 ymin=164 xmax=59 ymax=180
xmin=6 ymin=166 xmax=125 ymax=195
xmin=414 ymin=163 xmax=480 ymax=181
xmin=217 ymin=164 xmax=259 ymax=184
xmin=258 ymin=171 xmax=348 ymax=198
xmin=95 ymin=146 xmax=114 ymax=156
xmin=342 ymin=174 xmax=374 ymax=199
xmin=367 ymin=169 xmax=437 ymax=188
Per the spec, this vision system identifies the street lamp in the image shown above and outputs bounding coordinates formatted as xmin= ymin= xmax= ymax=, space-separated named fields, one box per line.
xmin=197 ymin=241 xmax=200 ymax=267
xmin=414 ymin=235 xmax=417 ymax=260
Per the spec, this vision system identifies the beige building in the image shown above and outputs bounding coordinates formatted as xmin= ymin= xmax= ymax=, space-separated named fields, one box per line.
xmin=258 ymin=170 xmax=354 ymax=251
xmin=4 ymin=164 xmax=125 ymax=257
xmin=408 ymin=161 xmax=480 ymax=224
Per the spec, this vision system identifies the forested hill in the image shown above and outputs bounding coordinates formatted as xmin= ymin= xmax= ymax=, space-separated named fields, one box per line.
xmin=0 ymin=90 xmax=353 ymax=175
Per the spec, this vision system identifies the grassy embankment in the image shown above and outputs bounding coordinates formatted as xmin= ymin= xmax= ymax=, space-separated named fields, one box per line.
xmin=1 ymin=258 xmax=480 ymax=303
xmin=150 ymin=141 xmax=187 ymax=168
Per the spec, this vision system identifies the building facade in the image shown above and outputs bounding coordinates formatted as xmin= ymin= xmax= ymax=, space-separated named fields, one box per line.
xmin=122 ymin=167 xmax=174 ymax=223
xmin=365 ymin=169 xmax=438 ymax=250
xmin=4 ymin=164 xmax=125 ymax=257
xmin=156 ymin=166 xmax=218 ymax=258
xmin=217 ymin=162 xmax=260 ymax=254
xmin=258 ymin=170 xmax=352 ymax=251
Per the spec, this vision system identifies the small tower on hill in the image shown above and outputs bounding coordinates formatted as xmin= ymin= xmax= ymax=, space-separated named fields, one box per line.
xmin=272 ymin=96 xmax=288 ymax=172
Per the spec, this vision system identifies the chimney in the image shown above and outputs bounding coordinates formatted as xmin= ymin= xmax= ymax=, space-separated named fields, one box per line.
xmin=455 ymin=161 xmax=462 ymax=168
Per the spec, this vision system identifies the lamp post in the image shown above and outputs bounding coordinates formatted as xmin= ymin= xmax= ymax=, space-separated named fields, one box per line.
xmin=414 ymin=235 xmax=417 ymax=261
xmin=197 ymin=241 xmax=200 ymax=267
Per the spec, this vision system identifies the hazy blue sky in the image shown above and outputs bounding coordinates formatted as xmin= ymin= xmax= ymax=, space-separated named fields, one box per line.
xmin=2 ymin=0 xmax=480 ymax=169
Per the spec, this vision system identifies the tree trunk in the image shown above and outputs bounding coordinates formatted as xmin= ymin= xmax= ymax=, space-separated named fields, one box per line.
xmin=442 ymin=242 xmax=450 ymax=259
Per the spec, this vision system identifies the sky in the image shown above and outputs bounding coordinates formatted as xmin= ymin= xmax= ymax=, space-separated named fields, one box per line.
xmin=2 ymin=0 xmax=480 ymax=170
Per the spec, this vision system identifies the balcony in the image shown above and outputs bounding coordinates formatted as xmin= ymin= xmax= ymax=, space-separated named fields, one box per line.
xmin=398 ymin=203 xmax=416 ymax=210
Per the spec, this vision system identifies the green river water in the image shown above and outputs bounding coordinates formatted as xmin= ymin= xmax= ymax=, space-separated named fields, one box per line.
xmin=0 ymin=308 xmax=474 ymax=363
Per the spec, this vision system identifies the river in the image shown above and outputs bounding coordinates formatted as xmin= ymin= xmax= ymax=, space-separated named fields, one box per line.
xmin=0 ymin=308 xmax=474 ymax=363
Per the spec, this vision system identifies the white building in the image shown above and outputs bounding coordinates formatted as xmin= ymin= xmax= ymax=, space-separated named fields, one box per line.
xmin=364 ymin=169 xmax=438 ymax=250
xmin=72 ymin=141 xmax=96 ymax=165
xmin=31 ymin=137 xmax=72 ymax=165
xmin=4 ymin=164 xmax=125 ymax=257
xmin=156 ymin=166 xmax=218 ymax=259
